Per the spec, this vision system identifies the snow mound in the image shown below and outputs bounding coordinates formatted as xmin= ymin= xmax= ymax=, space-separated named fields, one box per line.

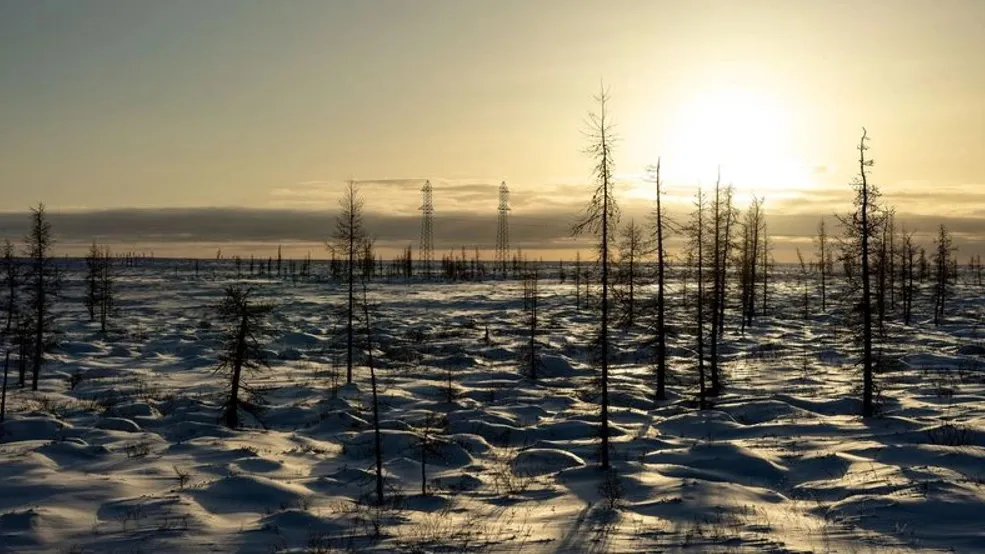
xmin=512 ymin=448 xmax=585 ymax=476
xmin=656 ymin=410 xmax=743 ymax=438
xmin=37 ymin=440 xmax=111 ymax=465
xmin=717 ymin=399 xmax=817 ymax=425
xmin=235 ymin=457 xmax=286 ymax=473
xmin=609 ymin=390 xmax=655 ymax=411
xmin=257 ymin=508 xmax=348 ymax=535
xmin=305 ymin=411 xmax=369 ymax=436
xmin=106 ymin=344 xmax=133 ymax=357
xmin=431 ymin=473 xmax=483 ymax=492
xmin=164 ymin=421 xmax=237 ymax=441
xmin=649 ymin=443 xmax=788 ymax=487
xmin=279 ymin=331 xmax=326 ymax=348
xmin=447 ymin=419 xmax=529 ymax=446
xmin=110 ymin=401 xmax=160 ymax=419
xmin=96 ymin=417 xmax=142 ymax=432
xmin=343 ymin=430 xmax=473 ymax=467
xmin=0 ymin=507 xmax=75 ymax=549
xmin=539 ymin=355 xmax=585 ymax=378
xmin=536 ymin=419 xmax=626 ymax=442
xmin=956 ymin=344 xmax=985 ymax=356
xmin=1 ymin=416 xmax=67 ymax=443
xmin=194 ymin=475 xmax=311 ymax=514
xmin=59 ymin=341 xmax=104 ymax=355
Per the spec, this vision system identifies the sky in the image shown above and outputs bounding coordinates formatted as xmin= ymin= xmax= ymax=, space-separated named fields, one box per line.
xmin=1 ymin=0 xmax=983 ymax=259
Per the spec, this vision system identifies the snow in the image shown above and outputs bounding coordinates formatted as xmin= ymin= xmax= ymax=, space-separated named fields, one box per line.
xmin=0 ymin=261 xmax=983 ymax=552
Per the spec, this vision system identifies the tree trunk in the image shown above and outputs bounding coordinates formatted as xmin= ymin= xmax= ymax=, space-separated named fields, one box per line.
xmin=1 ymin=350 xmax=10 ymax=423
xmin=655 ymin=161 xmax=666 ymax=400
xmin=600 ymin=172 xmax=611 ymax=470
xmin=860 ymin=140 xmax=874 ymax=418
xmin=226 ymin=314 xmax=248 ymax=428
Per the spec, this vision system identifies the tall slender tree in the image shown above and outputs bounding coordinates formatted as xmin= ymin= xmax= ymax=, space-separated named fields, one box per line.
xmin=690 ymin=187 xmax=709 ymax=410
xmin=616 ymin=219 xmax=646 ymax=327
xmin=215 ymin=286 xmax=273 ymax=428
xmin=2 ymin=240 xmax=18 ymax=338
xmin=649 ymin=159 xmax=670 ymax=400
xmin=361 ymin=281 xmax=385 ymax=505
xmin=97 ymin=246 xmax=115 ymax=333
xmin=84 ymin=241 xmax=99 ymax=321
xmin=739 ymin=197 xmax=764 ymax=331
xmin=521 ymin=263 xmax=542 ymax=380
xmin=838 ymin=128 xmax=881 ymax=418
xmin=933 ymin=224 xmax=954 ymax=325
xmin=900 ymin=228 xmax=917 ymax=325
xmin=332 ymin=182 xmax=367 ymax=384
xmin=24 ymin=204 xmax=59 ymax=392
xmin=708 ymin=174 xmax=735 ymax=396
xmin=572 ymin=85 xmax=619 ymax=470
xmin=815 ymin=217 xmax=830 ymax=312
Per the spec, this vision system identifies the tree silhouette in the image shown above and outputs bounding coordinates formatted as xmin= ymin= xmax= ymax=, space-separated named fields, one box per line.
xmin=214 ymin=286 xmax=273 ymax=428
xmin=838 ymin=128 xmax=882 ymax=418
xmin=933 ymin=224 xmax=955 ymax=325
xmin=649 ymin=160 xmax=670 ymax=400
xmin=572 ymin=84 xmax=619 ymax=470
xmin=331 ymin=181 xmax=368 ymax=384
xmin=24 ymin=204 xmax=59 ymax=392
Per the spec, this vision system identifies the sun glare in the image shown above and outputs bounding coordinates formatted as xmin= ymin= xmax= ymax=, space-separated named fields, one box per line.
xmin=660 ymin=87 xmax=816 ymax=198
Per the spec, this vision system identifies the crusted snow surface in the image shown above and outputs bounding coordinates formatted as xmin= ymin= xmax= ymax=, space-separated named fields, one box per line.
xmin=1 ymin=262 xmax=983 ymax=553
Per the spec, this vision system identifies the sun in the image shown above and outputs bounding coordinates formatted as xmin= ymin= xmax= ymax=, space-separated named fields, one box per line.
xmin=659 ymin=87 xmax=816 ymax=198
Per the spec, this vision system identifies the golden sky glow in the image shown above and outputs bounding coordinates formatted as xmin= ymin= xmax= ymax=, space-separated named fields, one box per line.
xmin=1 ymin=1 xmax=983 ymax=257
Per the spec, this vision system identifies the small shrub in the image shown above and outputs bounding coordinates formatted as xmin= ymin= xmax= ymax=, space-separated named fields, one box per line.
xmin=598 ymin=469 xmax=623 ymax=511
xmin=927 ymin=423 xmax=973 ymax=446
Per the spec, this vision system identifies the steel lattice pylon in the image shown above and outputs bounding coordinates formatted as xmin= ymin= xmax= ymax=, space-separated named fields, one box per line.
xmin=419 ymin=180 xmax=434 ymax=277
xmin=495 ymin=181 xmax=510 ymax=275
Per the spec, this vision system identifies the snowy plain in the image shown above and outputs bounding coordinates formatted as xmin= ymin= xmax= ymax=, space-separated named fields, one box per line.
xmin=1 ymin=260 xmax=984 ymax=553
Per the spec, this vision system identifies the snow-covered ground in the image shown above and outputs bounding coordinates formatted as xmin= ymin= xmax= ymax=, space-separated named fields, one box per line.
xmin=2 ymin=261 xmax=984 ymax=553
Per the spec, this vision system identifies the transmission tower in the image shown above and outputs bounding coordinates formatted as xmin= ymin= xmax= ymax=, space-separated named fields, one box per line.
xmin=495 ymin=181 xmax=510 ymax=276
xmin=419 ymin=180 xmax=434 ymax=277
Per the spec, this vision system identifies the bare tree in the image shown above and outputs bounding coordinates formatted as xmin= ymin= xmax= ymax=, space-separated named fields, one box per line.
xmin=574 ymin=251 xmax=582 ymax=309
xmin=521 ymin=263 xmax=543 ymax=381
xmin=84 ymin=241 xmax=99 ymax=321
xmin=899 ymin=228 xmax=918 ymax=325
xmin=85 ymin=244 xmax=115 ymax=333
xmin=215 ymin=286 xmax=273 ymax=428
xmin=1 ymin=240 xmax=17 ymax=403
xmin=838 ymin=128 xmax=881 ymax=418
xmin=795 ymin=248 xmax=811 ymax=320
xmin=933 ymin=224 xmax=955 ymax=325
xmin=918 ymin=247 xmax=929 ymax=283
xmin=97 ymin=246 xmax=116 ymax=333
xmin=571 ymin=84 xmax=619 ymax=470
xmin=689 ymin=186 xmax=709 ymax=410
xmin=24 ymin=204 xmax=59 ymax=391
xmin=760 ymin=220 xmax=772 ymax=316
xmin=361 ymin=282 xmax=385 ymax=505
xmin=649 ymin=159 xmax=670 ymax=400
xmin=815 ymin=217 xmax=831 ymax=312
xmin=331 ymin=182 xmax=367 ymax=384
xmin=708 ymin=175 xmax=735 ymax=396
xmin=2 ymin=240 xmax=18 ymax=338
xmin=0 ymin=351 xmax=9 ymax=424
xmin=413 ymin=411 xmax=445 ymax=496
xmin=739 ymin=197 xmax=764 ymax=331
xmin=874 ymin=208 xmax=897 ymax=334
xmin=616 ymin=219 xmax=647 ymax=327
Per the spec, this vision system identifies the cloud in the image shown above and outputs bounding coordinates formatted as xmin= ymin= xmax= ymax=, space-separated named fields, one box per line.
xmin=268 ymin=178 xmax=591 ymax=215
xmin=0 ymin=207 xmax=590 ymax=252
xmin=2 ymin=178 xmax=983 ymax=260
